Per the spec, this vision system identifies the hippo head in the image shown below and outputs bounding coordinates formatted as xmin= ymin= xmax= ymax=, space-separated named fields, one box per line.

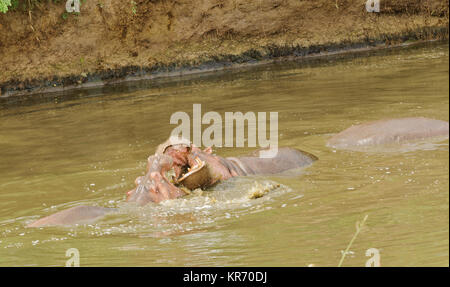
xmin=126 ymin=137 xmax=219 ymax=205
xmin=126 ymin=153 xmax=186 ymax=206
xmin=126 ymin=139 xmax=196 ymax=206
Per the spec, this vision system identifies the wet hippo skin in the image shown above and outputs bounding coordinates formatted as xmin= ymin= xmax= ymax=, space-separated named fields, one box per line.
xmin=27 ymin=206 xmax=117 ymax=227
xmin=28 ymin=117 xmax=448 ymax=227
xmin=327 ymin=117 xmax=449 ymax=150
xmin=225 ymin=147 xmax=317 ymax=176
xmin=28 ymin=143 xmax=317 ymax=227
xmin=126 ymin=145 xmax=318 ymax=206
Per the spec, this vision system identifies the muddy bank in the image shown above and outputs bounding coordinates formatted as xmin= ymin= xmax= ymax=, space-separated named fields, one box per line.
xmin=0 ymin=0 xmax=448 ymax=97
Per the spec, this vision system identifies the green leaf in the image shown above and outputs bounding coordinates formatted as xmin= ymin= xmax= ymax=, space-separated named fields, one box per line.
xmin=0 ymin=0 xmax=12 ymax=13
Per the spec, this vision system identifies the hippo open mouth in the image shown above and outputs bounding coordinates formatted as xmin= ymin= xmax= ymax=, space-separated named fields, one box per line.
xmin=127 ymin=147 xmax=211 ymax=206
xmin=126 ymin=152 xmax=187 ymax=206
xmin=27 ymin=117 xmax=448 ymax=227
xmin=175 ymin=156 xmax=209 ymax=190
xmin=27 ymin=136 xmax=318 ymax=227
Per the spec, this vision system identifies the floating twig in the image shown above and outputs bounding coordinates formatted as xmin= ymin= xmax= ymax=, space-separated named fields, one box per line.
xmin=338 ymin=214 xmax=369 ymax=267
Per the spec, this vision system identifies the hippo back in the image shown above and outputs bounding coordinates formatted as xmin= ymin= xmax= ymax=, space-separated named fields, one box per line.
xmin=28 ymin=206 xmax=116 ymax=227
xmin=327 ymin=117 xmax=449 ymax=150
xmin=230 ymin=147 xmax=318 ymax=175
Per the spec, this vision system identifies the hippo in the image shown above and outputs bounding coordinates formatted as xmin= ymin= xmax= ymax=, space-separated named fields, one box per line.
xmin=26 ymin=206 xmax=117 ymax=227
xmin=27 ymin=138 xmax=317 ymax=227
xmin=27 ymin=117 xmax=448 ymax=227
xmin=327 ymin=117 xmax=449 ymax=150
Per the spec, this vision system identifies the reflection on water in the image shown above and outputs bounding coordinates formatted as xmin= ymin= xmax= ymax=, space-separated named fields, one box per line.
xmin=0 ymin=42 xmax=448 ymax=266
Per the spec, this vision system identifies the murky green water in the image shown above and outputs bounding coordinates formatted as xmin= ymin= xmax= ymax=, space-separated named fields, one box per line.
xmin=0 ymin=42 xmax=448 ymax=267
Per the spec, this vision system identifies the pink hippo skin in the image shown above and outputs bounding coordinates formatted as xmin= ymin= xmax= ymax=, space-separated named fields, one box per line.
xmin=28 ymin=140 xmax=317 ymax=227
xmin=327 ymin=117 xmax=449 ymax=150
xmin=27 ymin=206 xmax=116 ymax=227
xmin=27 ymin=117 xmax=449 ymax=227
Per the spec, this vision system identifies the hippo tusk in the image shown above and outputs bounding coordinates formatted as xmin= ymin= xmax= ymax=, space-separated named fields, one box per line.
xmin=176 ymin=157 xmax=210 ymax=190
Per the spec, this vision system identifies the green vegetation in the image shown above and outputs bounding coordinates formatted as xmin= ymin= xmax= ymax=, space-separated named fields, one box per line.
xmin=0 ymin=0 xmax=12 ymax=13
xmin=130 ymin=0 xmax=137 ymax=15
xmin=0 ymin=0 xmax=66 ymax=13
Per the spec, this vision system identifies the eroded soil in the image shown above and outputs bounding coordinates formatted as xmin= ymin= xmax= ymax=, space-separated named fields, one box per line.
xmin=0 ymin=0 xmax=448 ymax=96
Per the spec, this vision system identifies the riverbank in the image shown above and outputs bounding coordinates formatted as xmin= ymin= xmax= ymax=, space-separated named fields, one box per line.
xmin=0 ymin=0 xmax=448 ymax=97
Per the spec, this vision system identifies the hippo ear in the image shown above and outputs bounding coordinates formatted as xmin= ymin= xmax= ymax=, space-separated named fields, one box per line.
xmin=204 ymin=146 xmax=213 ymax=154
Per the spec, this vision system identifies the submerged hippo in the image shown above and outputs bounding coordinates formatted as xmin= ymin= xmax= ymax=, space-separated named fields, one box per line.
xmin=28 ymin=138 xmax=317 ymax=227
xmin=327 ymin=117 xmax=449 ymax=150
xmin=27 ymin=117 xmax=448 ymax=227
